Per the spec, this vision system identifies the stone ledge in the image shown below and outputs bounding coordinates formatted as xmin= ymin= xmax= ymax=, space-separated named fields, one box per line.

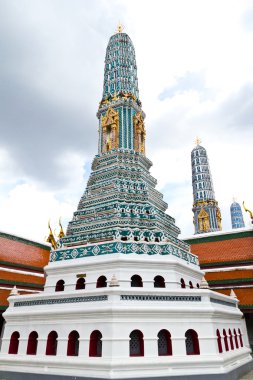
xmin=0 ymin=360 xmax=253 ymax=380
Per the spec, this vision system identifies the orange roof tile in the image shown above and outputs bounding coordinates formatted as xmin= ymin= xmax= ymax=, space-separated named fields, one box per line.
xmin=206 ymin=270 xmax=253 ymax=281
xmin=0 ymin=289 xmax=12 ymax=306
xmin=189 ymin=236 xmax=253 ymax=265
xmin=0 ymin=233 xmax=50 ymax=269
xmin=0 ymin=270 xmax=45 ymax=285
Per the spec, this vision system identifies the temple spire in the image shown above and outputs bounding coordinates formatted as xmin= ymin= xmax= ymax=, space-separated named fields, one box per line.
xmin=191 ymin=142 xmax=222 ymax=234
xmin=97 ymin=31 xmax=145 ymax=154
xmin=230 ymin=200 xmax=245 ymax=229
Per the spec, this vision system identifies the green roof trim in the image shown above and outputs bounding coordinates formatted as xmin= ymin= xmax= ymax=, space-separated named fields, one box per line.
xmin=200 ymin=259 xmax=253 ymax=268
xmin=209 ymin=277 xmax=253 ymax=285
xmin=184 ymin=230 xmax=253 ymax=245
xmin=0 ymin=231 xmax=50 ymax=251
xmin=0 ymin=260 xmax=45 ymax=272
xmin=0 ymin=279 xmax=43 ymax=288
xmin=239 ymin=305 xmax=253 ymax=309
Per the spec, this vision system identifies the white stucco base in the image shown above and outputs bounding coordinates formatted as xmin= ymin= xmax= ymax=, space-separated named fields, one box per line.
xmin=0 ymin=253 xmax=252 ymax=379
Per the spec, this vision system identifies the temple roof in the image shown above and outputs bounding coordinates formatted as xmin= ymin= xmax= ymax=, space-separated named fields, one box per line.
xmin=0 ymin=231 xmax=50 ymax=271
xmin=184 ymin=229 xmax=253 ymax=266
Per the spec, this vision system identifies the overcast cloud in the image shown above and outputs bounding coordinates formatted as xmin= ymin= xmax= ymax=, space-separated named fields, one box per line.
xmin=0 ymin=0 xmax=252 ymax=242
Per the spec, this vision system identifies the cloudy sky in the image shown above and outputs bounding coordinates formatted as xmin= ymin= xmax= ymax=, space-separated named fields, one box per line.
xmin=0 ymin=0 xmax=253 ymax=243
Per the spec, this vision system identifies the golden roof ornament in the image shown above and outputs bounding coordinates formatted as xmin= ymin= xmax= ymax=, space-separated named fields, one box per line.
xmin=58 ymin=217 xmax=65 ymax=239
xmin=116 ymin=23 xmax=124 ymax=33
xmin=243 ymin=201 xmax=253 ymax=223
xmin=46 ymin=220 xmax=57 ymax=250
xmin=195 ymin=137 xmax=202 ymax=146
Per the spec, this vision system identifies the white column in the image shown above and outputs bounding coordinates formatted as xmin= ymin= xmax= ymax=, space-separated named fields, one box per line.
xmin=16 ymin=338 xmax=27 ymax=355
xmin=56 ymin=338 xmax=68 ymax=356
xmin=144 ymin=337 xmax=158 ymax=357
xmin=79 ymin=338 xmax=89 ymax=357
xmin=199 ymin=335 xmax=217 ymax=355
xmin=0 ymin=338 xmax=10 ymax=354
xmin=36 ymin=338 xmax=47 ymax=355
xmin=102 ymin=338 xmax=130 ymax=358
xmin=171 ymin=336 xmax=186 ymax=356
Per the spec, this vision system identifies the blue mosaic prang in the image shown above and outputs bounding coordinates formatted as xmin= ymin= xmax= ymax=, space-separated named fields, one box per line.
xmin=102 ymin=33 xmax=139 ymax=101
xmin=230 ymin=201 xmax=245 ymax=229
xmin=14 ymin=295 xmax=108 ymax=307
xmin=210 ymin=297 xmax=236 ymax=308
xmin=120 ymin=295 xmax=201 ymax=302
xmin=191 ymin=144 xmax=222 ymax=234
xmin=50 ymin=241 xmax=199 ymax=266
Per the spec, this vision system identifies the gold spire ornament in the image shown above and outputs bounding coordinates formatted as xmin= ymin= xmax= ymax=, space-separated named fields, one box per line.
xmin=46 ymin=220 xmax=57 ymax=249
xmin=58 ymin=218 xmax=65 ymax=239
xmin=195 ymin=137 xmax=202 ymax=145
xmin=116 ymin=23 xmax=124 ymax=33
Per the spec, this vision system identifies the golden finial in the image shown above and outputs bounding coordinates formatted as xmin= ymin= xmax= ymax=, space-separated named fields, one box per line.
xmin=243 ymin=201 xmax=253 ymax=222
xmin=58 ymin=217 xmax=65 ymax=239
xmin=195 ymin=137 xmax=201 ymax=145
xmin=46 ymin=219 xmax=57 ymax=249
xmin=117 ymin=23 xmax=124 ymax=33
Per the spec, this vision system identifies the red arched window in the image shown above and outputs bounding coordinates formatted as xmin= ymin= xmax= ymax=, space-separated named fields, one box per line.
xmin=76 ymin=277 xmax=85 ymax=290
xmin=216 ymin=329 xmax=223 ymax=353
xmin=26 ymin=331 xmax=38 ymax=355
xmin=154 ymin=276 xmax=165 ymax=288
xmin=46 ymin=331 xmax=58 ymax=356
xmin=238 ymin=329 xmax=243 ymax=347
xmin=157 ymin=329 xmax=172 ymax=356
xmin=8 ymin=331 xmax=20 ymax=354
xmin=185 ymin=329 xmax=200 ymax=355
xmin=55 ymin=279 xmax=65 ymax=292
xmin=189 ymin=281 xmax=193 ymax=289
xmin=131 ymin=275 xmax=143 ymax=287
xmin=89 ymin=330 xmax=102 ymax=357
xmin=180 ymin=278 xmax=186 ymax=289
xmin=228 ymin=329 xmax=234 ymax=350
xmin=233 ymin=328 xmax=239 ymax=349
xmin=223 ymin=329 xmax=229 ymax=351
xmin=129 ymin=330 xmax=144 ymax=356
xmin=96 ymin=276 xmax=107 ymax=288
xmin=67 ymin=330 xmax=79 ymax=356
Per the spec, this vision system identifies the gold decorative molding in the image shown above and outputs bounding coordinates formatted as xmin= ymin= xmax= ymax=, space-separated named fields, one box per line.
xmin=198 ymin=208 xmax=210 ymax=232
xmin=243 ymin=201 xmax=253 ymax=221
xmin=102 ymin=107 xmax=119 ymax=152
xmin=133 ymin=112 xmax=146 ymax=154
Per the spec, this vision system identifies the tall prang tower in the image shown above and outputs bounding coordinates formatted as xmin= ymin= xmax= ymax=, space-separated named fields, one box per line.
xmin=191 ymin=139 xmax=222 ymax=234
xmin=64 ymin=27 xmax=181 ymax=246
xmin=0 ymin=28 xmax=251 ymax=380
xmin=230 ymin=200 xmax=245 ymax=229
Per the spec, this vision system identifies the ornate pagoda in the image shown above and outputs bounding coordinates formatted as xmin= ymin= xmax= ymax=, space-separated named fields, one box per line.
xmin=191 ymin=140 xmax=222 ymax=234
xmin=0 ymin=28 xmax=252 ymax=380
xmin=230 ymin=200 xmax=245 ymax=229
